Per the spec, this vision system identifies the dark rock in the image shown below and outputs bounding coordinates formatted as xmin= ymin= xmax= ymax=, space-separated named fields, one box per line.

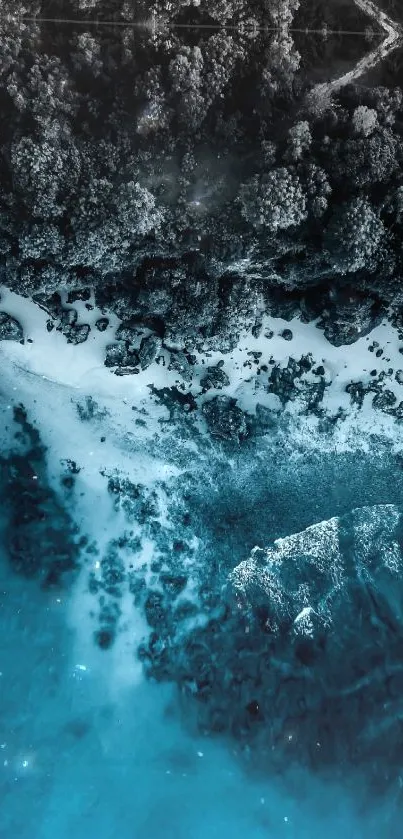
xmin=114 ymin=367 xmax=140 ymax=376
xmin=200 ymin=366 xmax=230 ymax=390
xmin=94 ymin=629 xmax=114 ymax=650
xmin=246 ymin=700 xmax=260 ymax=718
xmin=202 ymin=395 xmax=248 ymax=442
xmin=281 ymin=329 xmax=293 ymax=341
xmin=61 ymin=308 xmax=77 ymax=328
xmin=67 ymin=288 xmax=91 ymax=303
xmin=105 ymin=343 xmax=124 ymax=367
xmin=115 ymin=321 xmax=142 ymax=345
xmin=318 ymin=291 xmax=384 ymax=347
xmin=168 ymin=350 xmax=194 ymax=382
xmin=144 ymin=591 xmax=167 ymax=629
xmin=58 ymin=308 xmax=90 ymax=344
xmin=150 ymin=385 xmax=198 ymax=418
xmin=268 ymin=358 xmax=302 ymax=405
xmin=391 ymin=401 xmax=403 ymax=420
xmin=346 ymin=381 xmax=367 ymax=409
xmin=264 ymin=288 xmax=300 ymax=321
xmin=0 ymin=312 xmax=23 ymax=341
xmin=251 ymin=321 xmax=262 ymax=338
xmin=0 ymin=406 xmax=78 ymax=586
xmin=300 ymin=379 xmax=327 ymax=414
xmin=299 ymin=355 xmax=313 ymax=372
xmin=104 ymin=343 xmax=139 ymax=370
xmin=300 ymin=288 xmax=330 ymax=323
xmin=138 ymin=334 xmax=162 ymax=370
xmin=95 ymin=317 xmax=109 ymax=332
xmin=62 ymin=459 xmax=80 ymax=474
xmin=67 ymin=323 xmax=91 ymax=344
xmin=372 ymin=389 xmax=397 ymax=411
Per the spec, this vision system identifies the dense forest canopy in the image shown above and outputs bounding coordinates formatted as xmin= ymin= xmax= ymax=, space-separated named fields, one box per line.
xmin=0 ymin=0 xmax=402 ymax=351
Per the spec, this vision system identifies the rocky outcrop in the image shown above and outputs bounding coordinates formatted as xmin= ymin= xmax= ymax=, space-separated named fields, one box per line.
xmin=317 ymin=290 xmax=385 ymax=347
xmin=0 ymin=312 xmax=23 ymax=341
xmin=200 ymin=364 xmax=230 ymax=390
xmin=138 ymin=504 xmax=403 ymax=787
xmin=202 ymin=395 xmax=249 ymax=442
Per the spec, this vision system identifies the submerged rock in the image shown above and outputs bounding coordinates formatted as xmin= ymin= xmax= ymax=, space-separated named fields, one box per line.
xmin=372 ymin=389 xmax=397 ymax=411
xmin=0 ymin=405 xmax=78 ymax=586
xmin=138 ymin=503 xmax=403 ymax=789
xmin=226 ymin=506 xmax=403 ymax=777
xmin=202 ymin=395 xmax=248 ymax=441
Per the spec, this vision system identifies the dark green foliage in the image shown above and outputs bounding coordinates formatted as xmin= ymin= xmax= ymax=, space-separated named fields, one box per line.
xmin=0 ymin=8 xmax=403 ymax=348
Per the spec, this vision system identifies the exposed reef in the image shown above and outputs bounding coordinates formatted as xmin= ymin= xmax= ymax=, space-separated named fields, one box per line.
xmin=138 ymin=504 xmax=403 ymax=790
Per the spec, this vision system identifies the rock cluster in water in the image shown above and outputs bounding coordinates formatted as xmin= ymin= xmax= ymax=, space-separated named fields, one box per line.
xmin=0 ymin=405 xmax=79 ymax=587
xmin=138 ymin=503 xmax=403 ymax=790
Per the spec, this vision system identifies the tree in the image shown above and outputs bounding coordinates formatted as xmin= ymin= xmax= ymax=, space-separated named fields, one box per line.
xmin=238 ymin=167 xmax=307 ymax=232
xmin=11 ymin=121 xmax=81 ymax=218
xmin=301 ymin=163 xmax=332 ymax=218
xmin=324 ymin=197 xmax=386 ymax=275
xmin=284 ymin=120 xmax=312 ymax=162
xmin=328 ymin=127 xmax=398 ymax=189
xmin=352 ymin=105 xmax=378 ymax=137
xmin=168 ymin=46 xmax=205 ymax=130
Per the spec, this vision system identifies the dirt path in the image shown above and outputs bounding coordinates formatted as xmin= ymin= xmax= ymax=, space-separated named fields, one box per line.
xmin=309 ymin=0 xmax=402 ymax=102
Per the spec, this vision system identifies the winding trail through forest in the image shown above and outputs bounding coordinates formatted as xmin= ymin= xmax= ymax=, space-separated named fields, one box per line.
xmin=12 ymin=1 xmax=403 ymax=98
xmin=311 ymin=0 xmax=402 ymax=100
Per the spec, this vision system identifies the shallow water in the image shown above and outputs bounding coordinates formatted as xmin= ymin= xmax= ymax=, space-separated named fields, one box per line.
xmin=1 ymin=364 xmax=403 ymax=838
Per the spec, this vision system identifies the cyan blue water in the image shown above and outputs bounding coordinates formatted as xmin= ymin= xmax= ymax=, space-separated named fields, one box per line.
xmin=2 ymin=410 xmax=403 ymax=839
xmin=0 ymin=547 xmax=397 ymax=839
